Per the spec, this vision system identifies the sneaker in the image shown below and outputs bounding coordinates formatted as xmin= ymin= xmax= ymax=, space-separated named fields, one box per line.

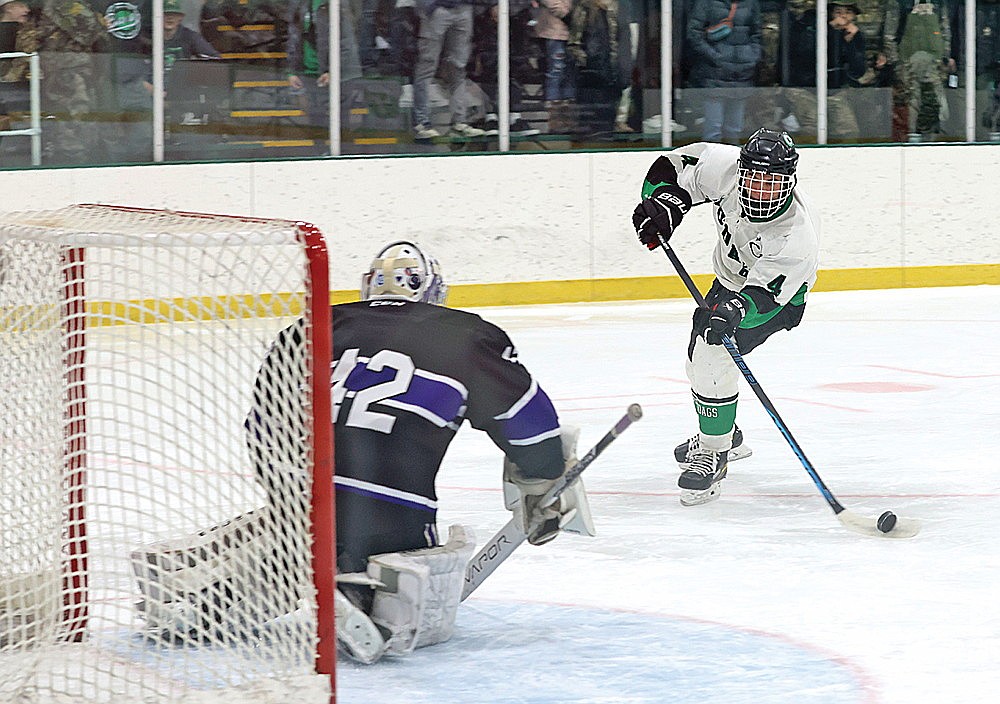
xmin=413 ymin=124 xmax=440 ymax=140
xmin=510 ymin=114 xmax=540 ymax=137
xmin=678 ymin=448 xmax=728 ymax=506
xmin=641 ymin=114 xmax=687 ymax=134
xmin=450 ymin=122 xmax=486 ymax=138
xmin=475 ymin=115 xmax=499 ymax=136
xmin=674 ymin=426 xmax=752 ymax=467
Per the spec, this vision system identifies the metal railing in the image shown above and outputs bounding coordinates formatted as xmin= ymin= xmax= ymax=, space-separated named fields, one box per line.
xmin=0 ymin=52 xmax=41 ymax=165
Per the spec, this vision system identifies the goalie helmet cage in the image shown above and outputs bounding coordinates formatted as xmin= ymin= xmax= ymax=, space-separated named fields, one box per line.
xmin=0 ymin=205 xmax=336 ymax=703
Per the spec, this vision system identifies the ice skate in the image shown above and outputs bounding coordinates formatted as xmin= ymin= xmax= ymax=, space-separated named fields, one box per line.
xmin=674 ymin=426 xmax=752 ymax=468
xmin=677 ymin=448 xmax=728 ymax=506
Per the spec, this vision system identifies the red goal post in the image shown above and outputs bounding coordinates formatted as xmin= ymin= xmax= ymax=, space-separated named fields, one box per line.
xmin=0 ymin=205 xmax=336 ymax=703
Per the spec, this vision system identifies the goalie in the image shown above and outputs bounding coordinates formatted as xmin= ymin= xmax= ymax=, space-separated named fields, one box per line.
xmin=132 ymin=241 xmax=594 ymax=665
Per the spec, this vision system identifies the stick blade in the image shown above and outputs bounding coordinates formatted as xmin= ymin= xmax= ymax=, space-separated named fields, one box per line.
xmin=837 ymin=509 xmax=921 ymax=539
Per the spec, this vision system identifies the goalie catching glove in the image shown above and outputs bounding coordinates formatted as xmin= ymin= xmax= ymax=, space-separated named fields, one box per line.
xmin=503 ymin=426 xmax=596 ymax=546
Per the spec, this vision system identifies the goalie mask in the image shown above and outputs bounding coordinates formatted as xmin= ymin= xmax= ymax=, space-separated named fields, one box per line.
xmin=360 ymin=240 xmax=448 ymax=305
xmin=738 ymin=128 xmax=799 ymax=221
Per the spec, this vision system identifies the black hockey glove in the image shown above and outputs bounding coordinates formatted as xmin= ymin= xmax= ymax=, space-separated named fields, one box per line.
xmin=632 ymin=185 xmax=693 ymax=250
xmin=705 ymin=294 xmax=747 ymax=345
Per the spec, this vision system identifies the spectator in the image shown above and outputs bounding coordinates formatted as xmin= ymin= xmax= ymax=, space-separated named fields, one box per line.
xmin=567 ymin=0 xmax=621 ymax=136
xmin=686 ymin=0 xmax=762 ymax=144
xmin=898 ymin=0 xmax=954 ymax=139
xmin=0 ymin=0 xmax=37 ymax=95
xmin=286 ymin=0 xmax=363 ymax=154
xmin=949 ymin=0 xmax=1000 ymax=138
xmin=776 ymin=0 xmax=866 ymax=140
xmin=357 ymin=0 xmax=395 ymax=75
xmin=412 ymin=0 xmax=484 ymax=140
xmin=384 ymin=0 xmax=419 ymax=81
xmin=533 ymin=0 xmax=576 ymax=134
xmin=164 ymin=0 xmax=220 ymax=67
xmin=861 ymin=0 xmax=911 ymax=141
xmin=35 ymin=0 xmax=106 ymax=165
xmin=828 ymin=2 xmax=867 ymax=88
xmin=0 ymin=0 xmax=35 ymax=158
xmin=95 ymin=0 xmax=155 ymax=164
xmin=465 ymin=4 xmax=542 ymax=138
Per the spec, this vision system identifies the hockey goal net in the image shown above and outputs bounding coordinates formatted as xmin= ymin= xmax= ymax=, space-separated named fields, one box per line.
xmin=0 ymin=205 xmax=335 ymax=703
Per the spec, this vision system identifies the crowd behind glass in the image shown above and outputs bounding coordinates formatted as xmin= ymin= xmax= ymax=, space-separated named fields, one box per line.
xmin=0 ymin=0 xmax=998 ymax=167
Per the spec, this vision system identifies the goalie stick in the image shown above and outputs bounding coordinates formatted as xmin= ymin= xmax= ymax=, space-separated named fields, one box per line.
xmin=461 ymin=404 xmax=643 ymax=601
xmin=660 ymin=242 xmax=920 ymax=539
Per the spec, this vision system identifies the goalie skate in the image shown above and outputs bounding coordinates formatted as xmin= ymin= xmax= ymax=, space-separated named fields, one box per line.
xmin=677 ymin=448 xmax=728 ymax=506
xmin=674 ymin=426 xmax=752 ymax=469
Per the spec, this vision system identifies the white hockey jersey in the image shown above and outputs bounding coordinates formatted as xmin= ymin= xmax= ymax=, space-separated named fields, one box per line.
xmin=645 ymin=142 xmax=820 ymax=306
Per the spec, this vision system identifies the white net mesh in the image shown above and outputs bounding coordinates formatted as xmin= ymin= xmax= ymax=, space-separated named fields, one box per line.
xmin=0 ymin=206 xmax=333 ymax=703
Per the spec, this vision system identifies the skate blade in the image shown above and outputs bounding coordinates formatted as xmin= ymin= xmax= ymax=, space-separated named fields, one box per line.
xmin=678 ymin=445 xmax=752 ymax=470
xmin=679 ymin=480 xmax=724 ymax=506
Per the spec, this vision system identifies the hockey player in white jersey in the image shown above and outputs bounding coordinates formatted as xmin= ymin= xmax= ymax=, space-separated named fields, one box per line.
xmin=632 ymin=128 xmax=820 ymax=506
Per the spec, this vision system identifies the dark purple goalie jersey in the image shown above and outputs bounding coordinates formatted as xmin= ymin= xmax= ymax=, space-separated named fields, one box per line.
xmin=248 ymin=300 xmax=564 ymax=572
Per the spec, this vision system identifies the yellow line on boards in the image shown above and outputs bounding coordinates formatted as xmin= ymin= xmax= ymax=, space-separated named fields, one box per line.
xmin=11 ymin=265 xmax=994 ymax=328
xmin=335 ymin=264 xmax=1000 ymax=308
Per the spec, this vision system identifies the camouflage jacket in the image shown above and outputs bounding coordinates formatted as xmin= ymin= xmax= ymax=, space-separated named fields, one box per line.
xmin=567 ymin=0 xmax=619 ymax=76
xmin=0 ymin=23 xmax=42 ymax=83
xmin=36 ymin=0 xmax=107 ymax=53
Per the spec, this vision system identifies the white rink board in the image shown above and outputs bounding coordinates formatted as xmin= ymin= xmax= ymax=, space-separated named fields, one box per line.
xmin=0 ymin=145 xmax=997 ymax=295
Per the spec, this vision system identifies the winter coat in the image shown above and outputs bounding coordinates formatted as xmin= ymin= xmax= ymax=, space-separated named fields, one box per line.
xmin=567 ymin=0 xmax=619 ymax=88
xmin=535 ymin=0 xmax=573 ymax=41
xmin=779 ymin=8 xmax=867 ymax=88
xmin=686 ymin=0 xmax=763 ymax=88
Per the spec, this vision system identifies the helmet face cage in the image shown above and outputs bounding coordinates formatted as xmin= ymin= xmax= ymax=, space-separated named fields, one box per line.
xmin=738 ymin=168 xmax=796 ymax=220
xmin=360 ymin=240 xmax=448 ymax=305
xmin=738 ymin=128 xmax=798 ymax=221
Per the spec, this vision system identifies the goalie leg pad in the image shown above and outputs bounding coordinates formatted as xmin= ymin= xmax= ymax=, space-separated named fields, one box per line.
xmin=367 ymin=524 xmax=476 ymax=655
xmin=131 ymin=510 xmax=301 ymax=640
xmin=334 ymin=587 xmax=387 ymax=665
xmin=0 ymin=569 xmax=61 ymax=648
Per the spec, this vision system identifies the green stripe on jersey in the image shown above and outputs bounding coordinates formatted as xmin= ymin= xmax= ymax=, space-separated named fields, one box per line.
xmin=739 ymin=283 xmax=808 ymax=329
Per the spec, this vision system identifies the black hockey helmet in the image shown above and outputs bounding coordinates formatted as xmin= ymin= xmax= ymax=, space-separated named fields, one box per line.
xmin=739 ymin=128 xmax=799 ymax=175
xmin=738 ymin=128 xmax=798 ymax=220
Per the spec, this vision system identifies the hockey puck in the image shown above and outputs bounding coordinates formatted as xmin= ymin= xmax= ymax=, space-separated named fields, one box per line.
xmin=877 ymin=511 xmax=897 ymax=533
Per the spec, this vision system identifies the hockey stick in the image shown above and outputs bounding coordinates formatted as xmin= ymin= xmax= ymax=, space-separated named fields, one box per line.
xmin=660 ymin=242 xmax=920 ymax=538
xmin=461 ymin=403 xmax=643 ymax=601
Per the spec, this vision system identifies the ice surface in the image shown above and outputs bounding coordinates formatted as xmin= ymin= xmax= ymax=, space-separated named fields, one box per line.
xmin=337 ymin=285 xmax=1000 ymax=704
